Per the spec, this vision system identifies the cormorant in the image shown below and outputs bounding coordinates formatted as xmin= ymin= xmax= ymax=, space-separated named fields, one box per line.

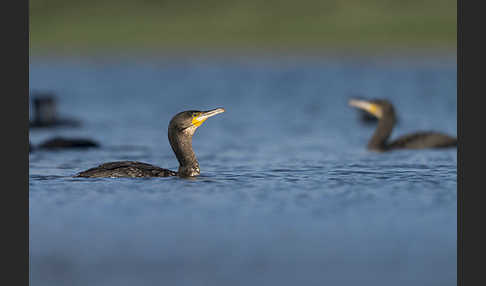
xmin=348 ymin=98 xmax=456 ymax=152
xmin=74 ymin=108 xmax=225 ymax=178
xmin=37 ymin=137 xmax=100 ymax=150
xmin=29 ymin=92 xmax=81 ymax=128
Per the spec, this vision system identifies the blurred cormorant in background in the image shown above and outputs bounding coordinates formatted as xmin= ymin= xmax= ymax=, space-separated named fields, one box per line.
xmin=29 ymin=92 xmax=81 ymax=128
xmin=349 ymin=98 xmax=456 ymax=152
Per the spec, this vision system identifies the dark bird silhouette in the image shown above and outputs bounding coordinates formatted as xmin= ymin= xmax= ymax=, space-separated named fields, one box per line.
xmin=37 ymin=137 xmax=99 ymax=150
xmin=29 ymin=92 xmax=81 ymax=128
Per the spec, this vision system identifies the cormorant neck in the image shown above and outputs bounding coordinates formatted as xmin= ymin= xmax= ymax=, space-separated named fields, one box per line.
xmin=168 ymin=126 xmax=200 ymax=177
xmin=368 ymin=111 xmax=396 ymax=151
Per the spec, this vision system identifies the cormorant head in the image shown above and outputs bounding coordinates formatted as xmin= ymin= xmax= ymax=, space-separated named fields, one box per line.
xmin=168 ymin=108 xmax=225 ymax=177
xmin=348 ymin=98 xmax=395 ymax=119
xmin=169 ymin=108 xmax=225 ymax=136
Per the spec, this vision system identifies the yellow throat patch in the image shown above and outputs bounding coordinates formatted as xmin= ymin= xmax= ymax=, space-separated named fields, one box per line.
xmin=368 ymin=104 xmax=383 ymax=118
xmin=192 ymin=113 xmax=207 ymax=127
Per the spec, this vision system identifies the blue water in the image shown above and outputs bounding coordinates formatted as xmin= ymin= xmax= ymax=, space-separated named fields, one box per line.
xmin=29 ymin=55 xmax=457 ymax=286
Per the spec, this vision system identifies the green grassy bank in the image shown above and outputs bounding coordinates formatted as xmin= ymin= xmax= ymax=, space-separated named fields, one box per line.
xmin=30 ymin=0 xmax=456 ymax=54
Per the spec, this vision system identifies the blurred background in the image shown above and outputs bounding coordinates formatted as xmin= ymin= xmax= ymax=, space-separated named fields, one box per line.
xmin=30 ymin=0 xmax=456 ymax=55
xmin=29 ymin=1 xmax=457 ymax=286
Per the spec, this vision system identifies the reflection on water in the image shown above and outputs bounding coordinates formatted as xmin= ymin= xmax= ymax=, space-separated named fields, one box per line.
xmin=30 ymin=55 xmax=456 ymax=286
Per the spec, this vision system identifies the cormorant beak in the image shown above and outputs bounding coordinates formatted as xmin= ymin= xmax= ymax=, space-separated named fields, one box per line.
xmin=348 ymin=99 xmax=383 ymax=119
xmin=192 ymin=108 xmax=225 ymax=127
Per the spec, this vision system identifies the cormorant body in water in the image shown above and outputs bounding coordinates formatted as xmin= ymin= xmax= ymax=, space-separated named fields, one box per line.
xmin=349 ymin=98 xmax=456 ymax=152
xmin=75 ymin=108 xmax=225 ymax=178
xmin=30 ymin=93 xmax=81 ymax=128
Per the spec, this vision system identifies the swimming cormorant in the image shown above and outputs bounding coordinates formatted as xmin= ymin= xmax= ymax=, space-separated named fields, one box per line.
xmin=348 ymin=98 xmax=456 ymax=152
xmin=29 ymin=92 xmax=81 ymax=128
xmin=74 ymin=108 xmax=225 ymax=178
xmin=37 ymin=137 xmax=100 ymax=150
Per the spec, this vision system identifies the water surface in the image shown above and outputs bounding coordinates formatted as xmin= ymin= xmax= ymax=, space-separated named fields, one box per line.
xmin=30 ymin=55 xmax=457 ymax=286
